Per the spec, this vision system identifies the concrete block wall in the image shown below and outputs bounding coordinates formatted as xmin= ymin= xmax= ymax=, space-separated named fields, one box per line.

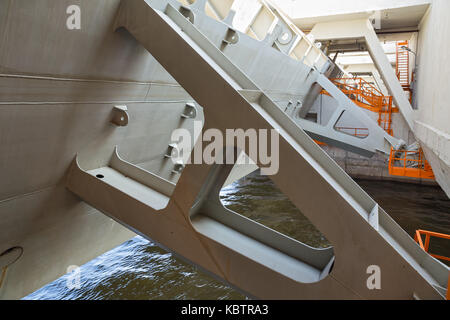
xmin=321 ymin=144 xmax=437 ymax=186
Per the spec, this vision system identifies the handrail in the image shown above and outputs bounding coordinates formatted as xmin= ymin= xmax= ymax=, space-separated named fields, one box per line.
xmin=414 ymin=229 xmax=450 ymax=300
xmin=396 ymin=41 xmax=413 ymax=103
xmin=332 ymin=77 xmax=383 ymax=94
xmin=389 ymin=148 xmax=435 ymax=180
xmin=414 ymin=229 xmax=450 ymax=262
xmin=335 ymin=126 xmax=369 ymax=138
xmin=396 ymin=41 xmax=410 ymax=87
xmin=324 ymin=77 xmax=395 ymax=136
xmin=330 ymin=77 xmax=386 ymax=103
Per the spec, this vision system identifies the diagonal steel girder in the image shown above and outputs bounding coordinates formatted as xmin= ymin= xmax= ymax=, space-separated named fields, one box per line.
xmin=66 ymin=0 xmax=448 ymax=299
xmin=127 ymin=0 xmax=403 ymax=157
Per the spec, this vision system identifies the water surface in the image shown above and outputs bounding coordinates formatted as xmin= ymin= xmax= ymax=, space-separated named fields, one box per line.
xmin=25 ymin=172 xmax=450 ymax=300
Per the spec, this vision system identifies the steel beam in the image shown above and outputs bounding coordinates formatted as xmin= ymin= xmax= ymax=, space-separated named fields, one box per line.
xmin=66 ymin=0 xmax=449 ymax=299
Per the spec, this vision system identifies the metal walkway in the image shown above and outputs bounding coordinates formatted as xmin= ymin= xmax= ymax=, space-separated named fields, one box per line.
xmin=66 ymin=0 xmax=449 ymax=299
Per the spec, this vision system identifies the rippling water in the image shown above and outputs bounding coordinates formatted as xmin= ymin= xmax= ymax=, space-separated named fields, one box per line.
xmin=25 ymin=171 xmax=450 ymax=300
xmin=25 ymin=236 xmax=243 ymax=300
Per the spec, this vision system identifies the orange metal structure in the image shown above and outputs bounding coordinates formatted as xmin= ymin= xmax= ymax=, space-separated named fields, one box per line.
xmin=377 ymin=96 xmax=394 ymax=136
xmin=326 ymin=77 xmax=397 ymax=136
xmin=317 ymin=47 xmax=436 ymax=181
xmin=415 ymin=229 xmax=450 ymax=300
xmin=330 ymin=77 xmax=387 ymax=112
xmin=322 ymin=76 xmax=435 ymax=181
xmin=396 ymin=41 xmax=413 ymax=102
xmin=389 ymin=148 xmax=435 ymax=180
xmin=396 ymin=41 xmax=410 ymax=87
xmin=314 ymin=139 xmax=327 ymax=146
xmin=415 ymin=229 xmax=450 ymax=262
xmin=335 ymin=126 xmax=369 ymax=138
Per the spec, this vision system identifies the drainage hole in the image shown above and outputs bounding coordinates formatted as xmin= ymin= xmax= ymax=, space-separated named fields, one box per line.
xmin=96 ymin=174 xmax=105 ymax=179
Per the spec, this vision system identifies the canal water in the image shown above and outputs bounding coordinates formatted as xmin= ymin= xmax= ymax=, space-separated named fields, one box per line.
xmin=25 ymin=171 xmax=450 ymax=300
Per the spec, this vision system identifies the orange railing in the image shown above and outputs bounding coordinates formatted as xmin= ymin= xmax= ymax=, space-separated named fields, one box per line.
xmin=396 ymin=41 xmax=413 ymax=103
xmin=323 ymin=75 xmax=435 ymax=181
xmin=314 ymin=140 xmax=327 ymax=146
xmin=389 ymin=148 xmax=435 ymax=180
xmin=396 ymin=41 xmax=410 ymax=88
xmin=323 ymin=77 xmax=396 ymax=136
xmin=377 ymin=95 xmax=394 ymax=136
xmin=414 ymin=229 xmax=450 ymax=262
xmin=415 ymin=229 xmax=450 ymax=300
xmin=335 ymin=126 xmax=369 ymax=138
xmin=330 ymin=77 xmax=388 ymax=111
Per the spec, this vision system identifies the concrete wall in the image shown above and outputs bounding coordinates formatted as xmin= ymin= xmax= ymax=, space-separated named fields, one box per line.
xmin=274 ymin=0 xmax=431 ymax=20
xmin=321 ymin=145 xmax=437 ymax=186
xmin=414 ymin=0 xmax=450 ymax=196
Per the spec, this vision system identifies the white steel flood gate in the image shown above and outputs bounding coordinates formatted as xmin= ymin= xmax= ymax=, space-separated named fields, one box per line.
xmin=120 ymin=0 xmax=403 ymax=158
xmin=66 ymin=0 xmax=448 ymax=299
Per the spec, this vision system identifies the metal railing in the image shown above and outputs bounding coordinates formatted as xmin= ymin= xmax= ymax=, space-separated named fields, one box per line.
xmin=414 ymin=229 xmax=450 ymax=300
xmin=330 ymin=77 xmax=388 ymax=110
xmin=335 ymin=126 xmax=369 ymax=138
xmin=389 ymin=148 xmax=435 ymax=180
xmin=415 ymin=229 xmax=450 ymax=262
xmin=325 ymin=77 xmax=395 ymax=135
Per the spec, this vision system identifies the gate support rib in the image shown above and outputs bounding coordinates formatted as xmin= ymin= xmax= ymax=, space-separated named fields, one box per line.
xmin=67 ymin=0 xmax=449 ymax=299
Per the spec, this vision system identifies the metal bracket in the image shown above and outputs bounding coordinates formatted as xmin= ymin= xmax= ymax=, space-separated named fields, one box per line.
xmin=111 ymin=105 xmax=129 ymax=127
xmin=221 ymin=28 xmax=239 ymax=50
xmin=172 ymin=160 xmax=185 ymax=174
xmin=165 ymin=143 xmax=180 ymax=159
xmin=181 ymin=103 xmax=197 ymax=119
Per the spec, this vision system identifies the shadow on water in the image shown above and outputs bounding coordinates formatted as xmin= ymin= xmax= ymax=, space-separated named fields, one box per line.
xmin=220 ymin=171 xmax=330 ymax=248
xmin=25 ymin=171 xmax=450 ymax=300
xmin=355 ymin=179 xmax=450 ymax=265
